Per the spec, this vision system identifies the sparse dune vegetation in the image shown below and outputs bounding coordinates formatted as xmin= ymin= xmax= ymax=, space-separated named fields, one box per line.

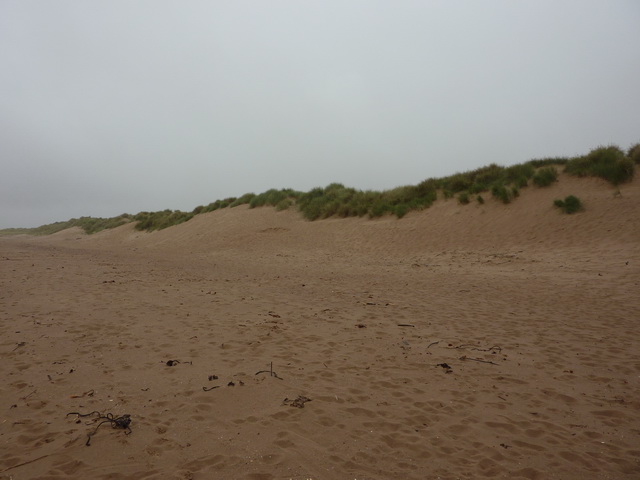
xmin=532 ymin=166 xmax=559 ymax=187
xmin=564 ymin=145 xmax=634 ymax=185
xmin=628 ymin=143 xmax=640 ymax=164
xmin=132 ymin=210 xmax=194 ymax=232
xmin=2 ymin=143 xmax=637 ymax=236
xmin=0 ymin=214 xmax=133 ymax=236
xmin=554 ymin=195 xmax=584 ymax=214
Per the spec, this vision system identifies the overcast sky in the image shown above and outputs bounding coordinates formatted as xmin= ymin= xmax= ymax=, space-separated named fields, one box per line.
xmin=1 ymin=1 xmax=639 ymax=228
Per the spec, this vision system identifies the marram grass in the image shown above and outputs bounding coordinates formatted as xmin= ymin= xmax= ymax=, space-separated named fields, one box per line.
xmin=2 ymin=143 xmax=636 ymax=235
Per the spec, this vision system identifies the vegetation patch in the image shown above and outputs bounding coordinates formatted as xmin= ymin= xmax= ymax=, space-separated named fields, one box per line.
xmin=491 ymin=184 xmax=513 ymax=204
xmin=294 ymin=183 xmax=437 ymax=220
xmin=133 ymin=210 xmax=194 ymax=231
xmin=532 ymin=166 xmax=558 ymax=187
xmin=0 ymin=215 xmax=133 ymax=236
xmin=527 ymin=157 xmax=569 ymax=168
xmin=229 ymin=193 xmax=257 ymax=208
xmin=554 ymin=195 xmax=583 ymax=214
xmin=564 ymin=145 xmax=634 ymax=185
xmin=249 ymin=188 xmax=302 ymax=209
xmin=628 ymin=143 xmax=640 ymax=164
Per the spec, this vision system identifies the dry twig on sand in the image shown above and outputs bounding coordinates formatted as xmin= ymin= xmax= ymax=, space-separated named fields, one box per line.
xmin=255 ymin=361 xmax=283 ymax=379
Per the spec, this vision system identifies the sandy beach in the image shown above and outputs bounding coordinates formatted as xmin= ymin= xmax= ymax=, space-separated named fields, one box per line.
xmin=1 ymin=173 xmax=639 ymax=480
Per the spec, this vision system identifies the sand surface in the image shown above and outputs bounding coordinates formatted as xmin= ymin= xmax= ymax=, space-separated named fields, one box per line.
xmin=1 ymin=174 xmax=639 ymax=479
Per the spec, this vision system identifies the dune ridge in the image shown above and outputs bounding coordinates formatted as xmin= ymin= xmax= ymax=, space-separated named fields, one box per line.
xmin=1 ymin=174 xmax=639 ymax=479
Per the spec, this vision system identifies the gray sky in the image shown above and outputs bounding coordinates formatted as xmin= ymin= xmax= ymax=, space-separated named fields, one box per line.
xmin=1 ymin=1 xmax=639 ymax=228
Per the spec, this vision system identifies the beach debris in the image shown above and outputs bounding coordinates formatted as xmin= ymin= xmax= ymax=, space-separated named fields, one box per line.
xmin=255 ymin=362 xmax=283 ymax=380
xmin=165 ymin=359 xmax=192 ymax=366
xmin=66 ymin=411 xmax=132 ymax=446
xmin=397 ymin=324 xmax=415 ymax=327
xmin=203 ymin=376 xmax=243 ymax=390
xmin=268 ymin=311 xmax=281 ymax=318
xmin=459 ymin=355 xmax=498 ymax=365
xmin=450 ymin=344 xmax=502 ymax=353
xmin=283 ymin=395 xmax=312 ymax=408
xmin=436 ymin=363 xmax=453 ymax=373
xmin=12 ymin=341 xmax=26 ymax=351
xmin=355 ymin=323 xmax=366 ymax=328
xmin=427 ymin=341 xmax=439 ymax=349
xmin=70 ymin=389 xmax=95 ymax=399
xmin=21 ymin=389 xmax=37 ymax=400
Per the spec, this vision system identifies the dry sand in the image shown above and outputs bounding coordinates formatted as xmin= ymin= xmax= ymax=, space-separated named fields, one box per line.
xmin=1 ymin=174 xmax=639 ymax=479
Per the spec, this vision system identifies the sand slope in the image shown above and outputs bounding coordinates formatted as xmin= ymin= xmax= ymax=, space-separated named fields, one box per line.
xmin=1 ymin=175 xmax=639 ymax=479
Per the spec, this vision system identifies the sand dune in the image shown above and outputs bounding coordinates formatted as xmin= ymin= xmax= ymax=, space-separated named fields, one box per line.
xmin=1 ymin=175 xmax=639 ymax=479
